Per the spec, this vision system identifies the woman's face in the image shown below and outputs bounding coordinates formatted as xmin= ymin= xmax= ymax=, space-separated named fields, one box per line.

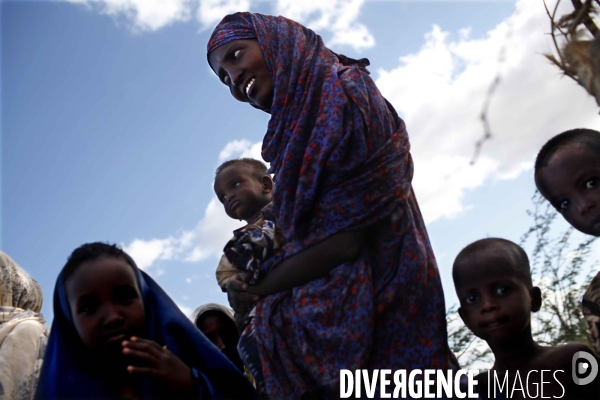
xmin=209 ymin=39 xmax=274 ymax=113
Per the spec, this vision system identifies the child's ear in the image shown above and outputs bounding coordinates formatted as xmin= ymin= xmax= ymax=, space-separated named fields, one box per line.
xmin=261 ymin=175 xmax=274 ymax=194
xmin=530 ymin=286 xmax=542 ymax=312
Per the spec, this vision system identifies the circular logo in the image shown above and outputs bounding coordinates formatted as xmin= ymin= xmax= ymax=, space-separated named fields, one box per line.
xmin=572 ymin=351 xmax=599 ymax=386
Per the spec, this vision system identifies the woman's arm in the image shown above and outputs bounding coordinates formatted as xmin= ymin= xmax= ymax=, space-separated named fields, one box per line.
xmin=247 ymin=228 xmax=366 ymax=297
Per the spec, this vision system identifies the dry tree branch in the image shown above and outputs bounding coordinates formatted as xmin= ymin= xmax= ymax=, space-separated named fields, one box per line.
xmin=545 ymin=0 xmax=600 ymax=109
xmin=469 ymin=9 xmax=515 ymax=165
xmin=570 ymin=0 xmax=599 ymax=37
xmin=547 ymin=0 xmax=569 ymax=64
xmin=471 ymin=0 xmax=599 ymax=166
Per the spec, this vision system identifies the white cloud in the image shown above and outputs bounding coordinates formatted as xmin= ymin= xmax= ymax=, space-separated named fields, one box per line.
xmin=124 ymin=196 xmax=243 ymax=270
xmin=218 ymin=139 xmax=263 ymax=163
xmin=274 ymin=0 xmax=374 ymax=50
xmin=124 ymin=237 xmax=177 ymax=269
xmin=375 ymin=0 xmax=600 ymax=223
xmin=196 ymin=0 xmax=251 ymax=30
xmin=68 ymin=0 xmax=194 ymax=32
xmin=126 ymin=0 xmax=600 ymax=270
xmin=123 ymin=140 xmax=259 ymax=270
xmin=67 ymin=0 xmax=374 ymax=51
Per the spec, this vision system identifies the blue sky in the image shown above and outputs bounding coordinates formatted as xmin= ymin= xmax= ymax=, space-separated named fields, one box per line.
xmin=3 ymin=0 xmax=599 ymax=332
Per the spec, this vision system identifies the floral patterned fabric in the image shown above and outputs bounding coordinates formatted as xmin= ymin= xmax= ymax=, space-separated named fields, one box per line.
xmin=208 ymin=13 xmax=455 ymax=399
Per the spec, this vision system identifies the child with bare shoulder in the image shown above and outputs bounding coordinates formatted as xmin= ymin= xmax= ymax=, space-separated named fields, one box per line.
xmin=452 ymin=238 xmax=599 ymax=399
xmin=535 ymin=128 xmax=600 ymax=357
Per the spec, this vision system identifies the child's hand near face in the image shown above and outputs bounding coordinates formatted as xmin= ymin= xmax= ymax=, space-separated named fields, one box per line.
xmin=123 ymin=337 xmax=194 ymax=394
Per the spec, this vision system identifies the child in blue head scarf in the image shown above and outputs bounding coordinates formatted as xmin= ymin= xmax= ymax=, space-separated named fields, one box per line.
xmin=35 ymin=242 xmax=257 ymax=399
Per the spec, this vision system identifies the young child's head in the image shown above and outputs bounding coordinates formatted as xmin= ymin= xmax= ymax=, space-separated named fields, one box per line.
xmin=190 ymin=303 xmax=244 ymax=371
xmin=214 ymin=158 xmax=273 ymax=223
xmin=63 ymin=242 xmax=145 ymax=361
xmin=40 ymin=243 xmax=260 ymax=398
xmin=535 ymin=128 xmax=600 ymax=236
xmin=452 ymin=238 xmax=541 ymax=347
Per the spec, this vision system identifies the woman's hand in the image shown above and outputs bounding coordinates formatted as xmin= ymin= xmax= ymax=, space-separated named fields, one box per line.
xmin=122 ymin=337 xmax=194 ymax=394
xmin=226 ymin=271 xmax=260 ymax=314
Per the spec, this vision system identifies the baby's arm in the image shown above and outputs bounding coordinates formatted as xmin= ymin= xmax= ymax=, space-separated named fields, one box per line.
xmin=246 ymin=228 xmax=366 ymax=297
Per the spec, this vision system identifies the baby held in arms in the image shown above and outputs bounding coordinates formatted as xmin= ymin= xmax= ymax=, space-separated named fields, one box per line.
xmin=213 ymin=158 xmax=366 ymax=388
xmin=213 ymin=158 xmax=365 ymax=307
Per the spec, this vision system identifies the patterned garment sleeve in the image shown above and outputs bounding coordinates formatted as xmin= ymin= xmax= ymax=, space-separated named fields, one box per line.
xmin=221 ymin=205 xmax=283 ymax=286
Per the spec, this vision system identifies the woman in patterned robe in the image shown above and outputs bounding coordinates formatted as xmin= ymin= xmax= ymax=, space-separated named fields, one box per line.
xmin=207 ymin=13 xmax=456 ymax=399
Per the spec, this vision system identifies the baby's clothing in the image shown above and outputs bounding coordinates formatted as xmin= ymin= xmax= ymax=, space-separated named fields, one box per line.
xmin=216 ymin=203 xmax=284 ymax=291
xmin=215 ymin=203 xmax=285 ymax=392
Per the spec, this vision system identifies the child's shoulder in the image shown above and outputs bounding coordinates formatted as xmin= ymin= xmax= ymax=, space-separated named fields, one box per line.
xmin=538 ymin=342 xmax=593 ymax=370
xmin=545 ymin=342 xmax=600 ymax=399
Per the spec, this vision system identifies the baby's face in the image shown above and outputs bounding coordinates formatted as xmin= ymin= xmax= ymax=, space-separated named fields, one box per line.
xmin=536 ymin=145 xmax=600 ymax=236
xmin=454 ymin=248 xmax=536 ymax=346
xmin=214 ymin=164 xmax=271 ymax=222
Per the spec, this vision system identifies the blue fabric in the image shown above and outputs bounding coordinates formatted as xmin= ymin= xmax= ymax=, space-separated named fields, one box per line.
xmin=35 ymin=256 xmax=258 ymax=399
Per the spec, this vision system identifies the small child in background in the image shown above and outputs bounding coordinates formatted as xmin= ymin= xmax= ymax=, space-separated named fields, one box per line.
xmin=535 ymin=128 xmax=600 ymax=356
xmin=189 ymin=303 xmax=261 ymax=395
xmin=189 ymin=303 xmax=244 ymax=372
xmin=452 ymin=238 xmax=599 ymax=399
xmin=35 ymin=242 xmax=257 ymax=400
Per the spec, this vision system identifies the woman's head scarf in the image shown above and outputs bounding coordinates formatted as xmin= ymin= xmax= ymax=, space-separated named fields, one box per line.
xmin=0 ymin=252 xmax=48 ymax=400
xmin=189 ymin=303 xmax=235 ymax=326
xmin=36 ymin=246 xmax=257 ymax=399
xmin=0 ymin=251 xmax=42 ymax=312
xmin=207 ymin=13 xmax=409 ymax=251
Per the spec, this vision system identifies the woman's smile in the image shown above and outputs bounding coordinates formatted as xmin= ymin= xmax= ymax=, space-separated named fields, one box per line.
xmin=245 ymin=77 xmax=255 ymax=98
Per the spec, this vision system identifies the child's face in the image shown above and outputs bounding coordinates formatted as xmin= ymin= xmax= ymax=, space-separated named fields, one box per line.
xmin=209 ymin=39 xmax=274 ymax=113
xmin=535 ymin=145 xmax=600 ymax=236
xmin=214 ymin=164 xmax=272 ymax=222
xmin=454 ymin=247 xmax=540 ymax=346
xmin=198 ymin=314 xmax=241 ymax=368
xmin=66 ymin=256 xmax=145 ymax=358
